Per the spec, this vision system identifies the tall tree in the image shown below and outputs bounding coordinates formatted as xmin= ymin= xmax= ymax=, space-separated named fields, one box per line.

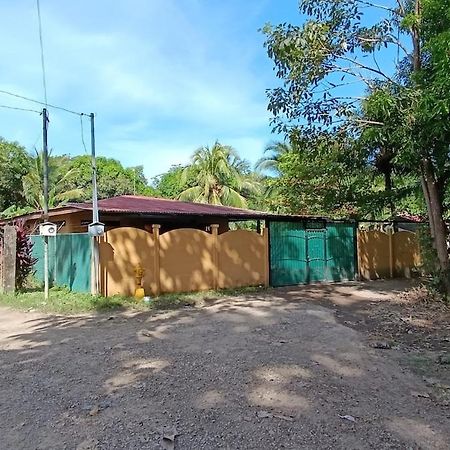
xmin=0 ymin=138 xmax=31 ymax=213
xmin=22 ymin=151 xmax=84 ymax=210
xmin=152 ymin=165 xmax=190 ymax=199
xmin=179 ymin=141 xmax=261 ymax=207
xmin=263 ymin=0 xmax=450 ymax=289
xmin=63 ymin=155 xmax=158 ymax=200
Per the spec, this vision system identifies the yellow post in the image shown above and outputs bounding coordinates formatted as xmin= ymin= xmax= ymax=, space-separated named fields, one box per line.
xmin=134 ymin=263 xmax=145 ymax=300
xmin=210 ymin=224 xmax=219 ymax=290
xmin=262 ymin=227 xmax=270 ymax=287
xmin=152 ymin=224 xmax=161 ymax=296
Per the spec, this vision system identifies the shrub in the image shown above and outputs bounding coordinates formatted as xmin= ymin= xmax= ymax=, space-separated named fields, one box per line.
xmin=14 ymin=220 xmax=37 ymax=290
xmin=417 ymin=224 xmax=449 ymax=298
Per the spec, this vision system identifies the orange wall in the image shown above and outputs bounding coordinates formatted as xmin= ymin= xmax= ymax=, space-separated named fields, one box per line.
xmin=26 ymin=211 xmax=91 ymax=234
xmin=159 ymin=229 xmax=215 ymax=293
xmin=99 ymin=227 xmax=156 ymax=297
xmin=217 ymin=229 xmax=268 ymax=289
xmin=358 ymin=230 xmax=420 ymax=280
xmin=99 ymin=226 xmax=269 ymax=297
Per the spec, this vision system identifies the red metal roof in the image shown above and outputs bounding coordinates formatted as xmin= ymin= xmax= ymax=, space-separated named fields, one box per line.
xmin=68 ymin=195 xmax=270 ymax=219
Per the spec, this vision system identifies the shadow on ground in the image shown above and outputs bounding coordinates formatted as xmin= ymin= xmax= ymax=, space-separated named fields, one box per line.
xmin=0 ymin=280 xmax=449 ymax=449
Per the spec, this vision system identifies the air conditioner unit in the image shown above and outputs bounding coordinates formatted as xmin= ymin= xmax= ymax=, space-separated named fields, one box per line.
xmin=39 ymin=221 xmax=57 ymax=237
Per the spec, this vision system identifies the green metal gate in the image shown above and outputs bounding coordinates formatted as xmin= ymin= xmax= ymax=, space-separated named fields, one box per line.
xmin=31 ymin=233 xmax=92 ymax=293
xmin=269 ymin=221 xmax=356 ymax=287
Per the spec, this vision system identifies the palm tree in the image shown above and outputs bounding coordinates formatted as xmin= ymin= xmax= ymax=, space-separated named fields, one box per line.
xmin=178 ymin=142 xmax=260 ymax=208
xmin=255 ymin=141 xmax=293 ymax=176
xmin=23 ymin=151 xmax=84 ymax=210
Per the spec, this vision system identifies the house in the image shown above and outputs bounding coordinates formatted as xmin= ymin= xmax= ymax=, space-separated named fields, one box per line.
xmin=1 ymin=195 xmax=277 ymax=234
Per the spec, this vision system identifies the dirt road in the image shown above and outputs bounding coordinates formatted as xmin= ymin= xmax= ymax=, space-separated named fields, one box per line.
xmin=0 ymin=281 xmax=449 ymax=449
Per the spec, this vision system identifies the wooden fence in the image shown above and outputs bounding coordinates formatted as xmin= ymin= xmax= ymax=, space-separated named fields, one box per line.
xmin=99 ymin=225 xmax=269 ymax=297
xmin=357 ymin=230 xmax=421 ymax=280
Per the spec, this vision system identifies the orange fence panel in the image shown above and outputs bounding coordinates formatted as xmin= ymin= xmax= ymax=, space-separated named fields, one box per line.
xmin=358 ymin=230 xmax=420 ymax=280
xmin=99 ymin=227 xmax=156 ymax=296
xmin=159 ymin=228 xmax=215 ymax=294
xmin=217 ymin=229 xmax=268 ymax=289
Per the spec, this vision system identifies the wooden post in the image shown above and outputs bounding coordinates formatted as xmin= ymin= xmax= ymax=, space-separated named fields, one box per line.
xmin=388 ymin=229 xmax=394 ymax=279
xmin=210 ymin=224 xmax=219 ymax=290
xmin=3 ymin=226 xmax=17 ymax=294
xmin=263 ymin=227 xmax=270 ymax=287
xmin=152 ymin=224 xmax=161 ymax=296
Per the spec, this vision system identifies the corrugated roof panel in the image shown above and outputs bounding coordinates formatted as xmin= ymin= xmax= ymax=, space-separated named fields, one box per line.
xmin=69 ymin=195 xmax=268 ymax=217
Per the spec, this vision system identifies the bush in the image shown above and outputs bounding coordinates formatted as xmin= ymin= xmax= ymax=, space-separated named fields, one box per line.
xmin=14 ymin=219 xmax=37 ymax=290
xmin=417 ymin=225 xmax=449 ymax=298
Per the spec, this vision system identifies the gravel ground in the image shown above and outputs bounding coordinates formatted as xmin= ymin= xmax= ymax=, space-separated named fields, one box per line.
xmin=0 ymin=281 xmax=449 ymax=450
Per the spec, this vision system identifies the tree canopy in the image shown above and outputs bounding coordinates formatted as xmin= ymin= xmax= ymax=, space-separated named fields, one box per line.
xmin=263 ymin=0 xmax=450 ymax=290
xmin=178 ymin=141 xmax=261 ymax=208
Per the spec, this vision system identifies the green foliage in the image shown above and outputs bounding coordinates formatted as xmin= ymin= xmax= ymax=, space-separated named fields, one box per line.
xmin=262 ymin=0 xmax=450 ymax=291
xmin=22 ymin=151 xmax=84 ymax=210
xmin=0 ymin=138 xmax=31 ymax=213
xmin=0 ymin=285 xmax=265 ymax=314
xmin=14 ymin=220 xmax=37 ymax=290
xmin=417 ymin=225 xmax=449 ymax=297
xmin=417 ymin=225 xmax=439 ymax=273
xmin=63 ymin=155 xmax=158 ymax=200
xmin=152 ymin=165 xmax=190 ymax=199
xmin=179 ymin=141 xmax=261 ymax=208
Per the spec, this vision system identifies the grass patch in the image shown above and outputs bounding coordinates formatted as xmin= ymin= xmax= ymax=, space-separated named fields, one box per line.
xmin=0 ymin=285 xmax=266 ymax=315
xmin=0 ymin=286 xmax=136 ymax=314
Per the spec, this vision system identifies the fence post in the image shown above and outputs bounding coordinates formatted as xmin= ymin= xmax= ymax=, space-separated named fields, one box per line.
xmin=262 ymin=227 xmax=270 ymax=287
xmin=388 ymin=230 xmax=394 ymax=279
xmin=3 ymin=225 xmax=17 ymax=294
xmin=210 ymin=224 xmax=219 ymax=290
xmin=152 ymin=224 xmax=161 ymax=296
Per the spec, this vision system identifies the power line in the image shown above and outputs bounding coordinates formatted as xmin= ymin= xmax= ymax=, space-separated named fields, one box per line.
xmin=80 ymin=114 xmax=89 ymax=154
xmin=0 ymin=89 xmax=86 ymax=116
xmin=36 ymin=0 xmax=48 ymax=105
xmin=0 ymin=104 xmax=41 ymax=114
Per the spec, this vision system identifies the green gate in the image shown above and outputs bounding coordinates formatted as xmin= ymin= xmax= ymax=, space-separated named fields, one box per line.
xmin=31 ymin=233 xmax=92 ymax=293
xmin=269 ymin=221 xmax=356 ymax=287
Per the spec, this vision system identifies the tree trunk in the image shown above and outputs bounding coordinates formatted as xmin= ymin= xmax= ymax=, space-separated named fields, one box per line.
xmin=421 ymin=157 xmax=450 ymax=290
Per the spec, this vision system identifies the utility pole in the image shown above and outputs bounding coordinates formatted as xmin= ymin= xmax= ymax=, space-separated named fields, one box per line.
xmin=42 ymin=108 xmax=49 ymax=300
xmin=90 ymin=113 xmax=100 ymax=295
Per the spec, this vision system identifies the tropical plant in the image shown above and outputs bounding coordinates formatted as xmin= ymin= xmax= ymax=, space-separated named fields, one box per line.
xmin=179 ymin=142 xmax=261 ymax=208
xmin=63 ymin=155 xmax=158 ymax=200
xmin=14 ymin=219 xmax=37 ymax=290
xmin=263 ymin=0 xmax=450 ymax=292
xmin=152 ymin=165 xmax=190 ymax=199
xmin=0 ymin=138 xmax=31 ymax=212
xmin=22 ymin=151 xmax=84 ymax=210
xmin=255 ymin=141 xmax=293 ymax=176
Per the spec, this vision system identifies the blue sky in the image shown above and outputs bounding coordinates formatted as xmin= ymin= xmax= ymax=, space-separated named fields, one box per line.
xmin=0 ymin=1 xmax=404 ymax=182
xmin=0 ymin=0 xmax=302 ymax=181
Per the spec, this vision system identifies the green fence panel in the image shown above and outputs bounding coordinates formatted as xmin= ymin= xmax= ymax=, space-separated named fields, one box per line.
xmin=31 ymin=233 xmax=91 ymax=293
xmin=325 ymin=223 xmax=356 ymax=282
xmin=306 ymin=229 xmax=326 ymax=282
xmin=269 ymin=221 xmax=356 ymax=287
xmin=270 ymin=221 xmax=307 ymax=286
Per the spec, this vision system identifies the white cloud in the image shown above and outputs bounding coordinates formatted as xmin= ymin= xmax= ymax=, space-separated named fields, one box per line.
xmin=0 ymin=0 xmax=277 ymax=177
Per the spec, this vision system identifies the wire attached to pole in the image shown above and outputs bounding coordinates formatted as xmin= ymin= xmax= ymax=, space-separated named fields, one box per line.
xmin=0 ymin=89 xmax=88 ymax=116
xmin=0 ymin=104 xmax=41 ymax=114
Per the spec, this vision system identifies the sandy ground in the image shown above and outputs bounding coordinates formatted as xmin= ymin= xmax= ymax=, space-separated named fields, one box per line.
xmin=0 ymin=280 xmax=449 ymax=450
